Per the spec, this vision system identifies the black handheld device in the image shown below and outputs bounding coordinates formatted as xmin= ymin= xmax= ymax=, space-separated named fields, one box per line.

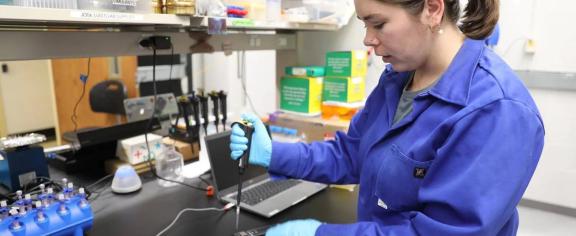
xmin=209 ymin=91 xmax=220 ymax=132
xmin=230 ymin=120 xmax=254 ymax=231
xmin=218 ymin=90 xmax=228 ymax=130
xmin=197 ymin=93 xmax=209 ymax=135
xmin=233 ymin=225 xmax=271 ymax=236
xmin=190 ymin=94 xmax=201 ymax=137
xmin=231 ymin=121 xmax=254 ymax=174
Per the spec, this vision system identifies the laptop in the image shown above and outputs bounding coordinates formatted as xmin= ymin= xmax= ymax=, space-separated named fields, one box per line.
xmin=205 ymin=131 xmax=327 ymax=218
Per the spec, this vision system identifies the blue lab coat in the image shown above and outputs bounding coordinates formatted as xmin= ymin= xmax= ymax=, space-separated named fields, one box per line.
xmin=269 ymin=39 xmax=545 ymax=235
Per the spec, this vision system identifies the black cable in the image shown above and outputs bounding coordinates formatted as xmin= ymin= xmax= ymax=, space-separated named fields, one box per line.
xmin=168 ymin=46 xmax=174 ymax=81
xmin=86 ymin=174 xmax=114 ymax=191
xmin=22 ymin=176 xmax=52 ymax=193
xmin=198 ymin=175 xmax=211 ymax=187
xmin=88 ymin=186 xmax=110 ymax=203
xmin=144 ymin=47 xmax=207 ymax=192
xmin=71 ymin=57 xmax=91 ymax=134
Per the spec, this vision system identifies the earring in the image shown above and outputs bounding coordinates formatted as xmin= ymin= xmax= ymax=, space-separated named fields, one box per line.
xmin=429 ymin=24 xmax=443 ymax=35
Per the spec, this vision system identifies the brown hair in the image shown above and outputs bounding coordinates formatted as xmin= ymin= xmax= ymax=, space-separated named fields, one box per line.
xmin=377 ymin=0 xmax=500 ymax=40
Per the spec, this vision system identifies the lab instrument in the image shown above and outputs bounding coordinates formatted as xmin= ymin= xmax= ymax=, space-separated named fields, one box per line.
xmin=230 ymin=120 xmax=254 ymax=231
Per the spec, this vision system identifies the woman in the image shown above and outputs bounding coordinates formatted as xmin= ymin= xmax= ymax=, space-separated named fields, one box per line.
xmin=230 ymin=0 xmax=545 ymax=235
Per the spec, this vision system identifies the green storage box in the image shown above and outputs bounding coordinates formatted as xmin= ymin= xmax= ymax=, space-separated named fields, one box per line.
xmin=284 ymin=66 xmax=326 ymax=77
xmin=280 ymin=76 xmax=323 ymax=115
xmin=322 ymin=76 xmax=365 ymax=103
xmin=326 ymin=50 xmax=368 ymax=77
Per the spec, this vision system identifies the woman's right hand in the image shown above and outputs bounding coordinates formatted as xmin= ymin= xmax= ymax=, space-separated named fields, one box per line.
xmin=229 ymin=114 xmax=272 ymax=168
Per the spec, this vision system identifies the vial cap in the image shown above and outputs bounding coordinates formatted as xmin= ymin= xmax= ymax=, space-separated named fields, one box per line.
xmin=25 ymin=194 xmax=31 ymax=200
xmin=68 ymin=182 xmax=73 ymax=189
xmin=57 ymin=193 xmax=64 ymax=201
xmin=0 ymin=200 xmax=7 ymax=207
xmin=79 ymin=188 xmax=85 ymax=194
xmin=9 ymin=209 xmax=17 ymax=216
xmin=47 ymin=188 xmax=54 ymax=194
xmin=35 ymin=201 xmax=42 ymax=208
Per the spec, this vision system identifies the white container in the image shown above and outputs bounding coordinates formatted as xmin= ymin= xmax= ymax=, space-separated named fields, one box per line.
xmin=266 ymin=0 xmax=281 ymax=21
xmin=116 ymin=134 xmax=164 ymax=165
xmin=283 ymin=0 xmax=350 ymax=23
xmin=156 ymin=145 xmax=184 ymax=187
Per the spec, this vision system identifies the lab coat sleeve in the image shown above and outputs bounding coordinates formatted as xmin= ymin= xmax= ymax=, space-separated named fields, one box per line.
xmin=315 ymin=99 xmax=545 ymax=235
xmin=268 ymin=105 xmax=371 ymax=184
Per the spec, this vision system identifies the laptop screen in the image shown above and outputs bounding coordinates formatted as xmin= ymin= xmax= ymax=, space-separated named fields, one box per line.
xmin=205 ymin=131 xmax=267 ymax=191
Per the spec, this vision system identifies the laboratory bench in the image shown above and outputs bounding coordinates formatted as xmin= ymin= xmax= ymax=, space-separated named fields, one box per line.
xmin=45 ymin=164 xmax=358 ymax=236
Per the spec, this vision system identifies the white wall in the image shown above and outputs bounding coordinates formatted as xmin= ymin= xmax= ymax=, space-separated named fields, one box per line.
xmin=525 ymin=89 xmax=576 ymax=209
xmin=192 ymin=50 xmax=277 ymax=123
xmin=0 ymin=60 xmax=56 ymax=134
xmin=497 ymin=0 xmax=576 ymax=72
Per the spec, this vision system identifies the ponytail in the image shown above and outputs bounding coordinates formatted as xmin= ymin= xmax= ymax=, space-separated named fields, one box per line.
xmin=378 ymin=0 xmax=500 ymax=39
xmin=458 ymin=0 xmax=500 ymax=40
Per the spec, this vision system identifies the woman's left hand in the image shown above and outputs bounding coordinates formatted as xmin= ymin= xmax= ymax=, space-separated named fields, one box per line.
xmin=266 ymin=219 xmax=322 ymax=236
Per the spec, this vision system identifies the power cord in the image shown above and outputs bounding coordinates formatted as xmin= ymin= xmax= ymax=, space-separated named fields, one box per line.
xmin=238 ymin=50 xmax=261 ymax=117
xmin=71 ymin=57 xmax=91 ymax=134
xmin=168 ymin=46 xmax=174 ymax=81
xmin=86 ymin=174 xmax=114 ymax=191
xmin=156 ymin=203 xmax=235 ymax=236
xmin=143 ymin=44 xmax=208 ymax=192
xmin=198 ymin=175 xmax=211 ymax=187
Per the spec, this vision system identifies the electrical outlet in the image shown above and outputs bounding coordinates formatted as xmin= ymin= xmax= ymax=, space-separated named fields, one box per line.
xmin=524 ymin=39 xmax=536 ymax=54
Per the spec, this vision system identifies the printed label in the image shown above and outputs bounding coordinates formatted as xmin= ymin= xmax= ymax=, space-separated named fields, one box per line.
xmin=70 ymin=10 xmax=144 ymax=21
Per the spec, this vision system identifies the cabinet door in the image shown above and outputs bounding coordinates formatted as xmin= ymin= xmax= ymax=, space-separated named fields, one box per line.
xmin=0 ymin=60 xmax=56 ymax=136
xmin=51 ymin=57 xmax=137 ymax=141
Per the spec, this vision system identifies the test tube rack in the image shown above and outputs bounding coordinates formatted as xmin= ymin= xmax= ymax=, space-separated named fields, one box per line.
xmin=0 ymin=182 xmax=93 ymax=236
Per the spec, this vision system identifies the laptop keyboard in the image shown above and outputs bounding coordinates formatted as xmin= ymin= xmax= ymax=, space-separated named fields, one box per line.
xmin=231 ymin=179 xmax=300 ymax=206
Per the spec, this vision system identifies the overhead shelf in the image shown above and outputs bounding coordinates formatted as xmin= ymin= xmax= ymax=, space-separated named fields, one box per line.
xmin=0 ymin=5 xmax=352 ymax=60
xmin=0 ymin=5 xmax=189 ymax=27
xmin=0 ymin=5 xmax=347 ymax=31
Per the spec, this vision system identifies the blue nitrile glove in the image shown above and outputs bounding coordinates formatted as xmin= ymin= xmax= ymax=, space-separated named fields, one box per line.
xmin=266 ymin=219 xmax=322 ymax=236
xmin=230 ymin=113 xmax=272 ymax=168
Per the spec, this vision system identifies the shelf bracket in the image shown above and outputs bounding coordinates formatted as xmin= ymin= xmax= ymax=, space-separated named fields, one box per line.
xmin=189 ymin=32 xmax=214 ymax=54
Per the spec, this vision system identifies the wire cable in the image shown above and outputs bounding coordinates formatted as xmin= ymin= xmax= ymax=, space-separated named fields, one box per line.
xmin=71 ymin=57 xmax=91 ymax=134
xmin=168 ymin=46 xmax=174 ymax=81
xmin=144 ymin=47 xmax=207 ymax=192
xmin=156 ymin=207 xmax=230 ymax=236
xmin=238 ymin=51 xmax=261 ymax=117
xmin=86 ymin=174 xmax=114 ymax=190
xmin=198 ymin=175 xmax=211 ymax=187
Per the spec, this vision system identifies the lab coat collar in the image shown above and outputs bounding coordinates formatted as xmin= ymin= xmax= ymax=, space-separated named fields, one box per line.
xmin=427 ymin=38 xmax=486 ymax=106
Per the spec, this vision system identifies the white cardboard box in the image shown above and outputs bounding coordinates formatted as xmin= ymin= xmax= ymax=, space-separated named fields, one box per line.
xmin=116 ymin=134 xmax=164 ymax=165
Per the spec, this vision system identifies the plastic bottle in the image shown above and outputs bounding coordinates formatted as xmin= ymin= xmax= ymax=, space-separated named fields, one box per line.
xmin=270 ymin=125 xmax=307 ymax=143
xmin=269 ymin=125 xmax=284 ymax=141
xmin=156 ymin=145 xmax=184 ymax=187
xmin=282 ymin=127 xmax=304 ymax=143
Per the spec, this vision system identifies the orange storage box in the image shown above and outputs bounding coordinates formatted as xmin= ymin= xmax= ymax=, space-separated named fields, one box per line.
xmin=321 ymin=101 xmax=364 ymax=121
